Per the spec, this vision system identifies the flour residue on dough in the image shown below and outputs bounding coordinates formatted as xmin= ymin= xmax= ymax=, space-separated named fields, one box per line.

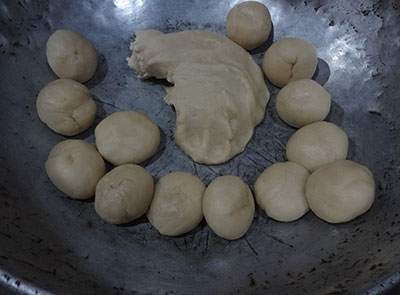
xmin=126 ymin=30 xmax=270 ymax=164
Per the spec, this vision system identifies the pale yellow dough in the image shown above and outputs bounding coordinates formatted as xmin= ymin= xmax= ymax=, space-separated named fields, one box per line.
xmin=147 ymin=171 xmax=206 ymax=236
xmin=46 ymin=30 xmax=97 ymax=83
xmin=127 ymin=30 xmax=270 ymax=164
xmin=36 ymin=79 xmax=96 ymax=136
xmin=262 ymin=38 xmax=317 ymax=87
xmin=203 ymin=175 xmax=254 ymax=240
xmin=45 ymin=140 xmax=105 ymax=199
xmin=286 ymin=121 xmax=348 ymax=172
xmin=226 ymin=1 xmax=272 ymax=50
xmin=276 ymin=79 xmax=331 ymax=128
xmin=306 ymin=160 xmax=375 ymax=223
xmin=254 ymin=162 xmax=310 ymax=222
xmin=95 ymin=164 xmax=154 ymax=224
xmin=95 ymin=111 xmax=160 ymax=166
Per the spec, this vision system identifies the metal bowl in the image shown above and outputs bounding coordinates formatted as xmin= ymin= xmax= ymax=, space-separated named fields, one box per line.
xmin=1 ymin=0 xmax=399 ymax=294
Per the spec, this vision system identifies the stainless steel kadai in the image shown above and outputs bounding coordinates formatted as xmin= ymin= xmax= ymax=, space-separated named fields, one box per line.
xmin=0 ymin=0 xmax=399 ymax=294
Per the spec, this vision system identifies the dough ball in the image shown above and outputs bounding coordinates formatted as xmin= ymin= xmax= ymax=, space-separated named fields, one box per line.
xmin=203 ymin=175 xmax=254 ymax=240
xmin=276 ymin=79 xmax=331 ymax=128
xmin=46 ymin=29 xmax=97 ymax=83
xmin=95 ymin=111 xmax=160 ymax=165
xmin=306 ymin=160 xmax=375 ymax=223
xmin=286 ymin=121 xmax=348 ymax=172
xmin=45 ymin=140 xmax=105 ymax=199
xmin=95 ymin=164 xmax=154 ymax=224
xmin=147 ymin=171 xmax=206 ymax=236
xmin=36 ymin=79 xmax=97 ymax=136
xmin=262 ymin=38 xmax=317 ymax=87
xmin=254 ymin=162 xmax=310 ymax=222
xmin=226 ymin=1 xmax=272 ymax=50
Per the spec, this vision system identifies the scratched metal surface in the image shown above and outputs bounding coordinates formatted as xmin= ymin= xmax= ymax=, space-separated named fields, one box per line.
xmin=0 ymin=0 xmax=399 ymax=294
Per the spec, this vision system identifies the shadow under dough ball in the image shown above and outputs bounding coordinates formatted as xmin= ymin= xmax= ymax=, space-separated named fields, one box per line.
xmin=226 ymin=1 xmax=272 ymax=50
xmin=36 ymin=79 xmax=97 ymax=136
xmin=46 ymin=29 xmax=98 ymax=83
xmin=262 ymin=38 xmax=317 ymax=88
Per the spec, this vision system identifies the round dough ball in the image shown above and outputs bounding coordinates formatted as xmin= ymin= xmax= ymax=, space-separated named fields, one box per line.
xmin=95 ymin=111 xmax=160 ymax=165
xmin=45 ymin=140 xmax=105 ymax=199
xmin=36 ymin=79 xmax=97 ymax=136
xmin=306 ymin=160 xmax=375 ymax=223
xmin=203 ymin=175 xmax=254 ymax=240
xmin=147 ymin=171 xmax=206 ymax=236
xmin=276 ymin=79 xmax=331 ymax=128
xmin=286 ymin=121 xmax=348 ymax=172
xmin=95 ymin=164 xmax=154 ymax=224
xmin=262 ymin=38 xmax=317 ymax=87
xmin=46 ymin=29 xmax=97 ymax=83
xmin=254 ymin=162 xmax=310 ymax=222
xmin=226 ymin=1 xmax=272 ymax=50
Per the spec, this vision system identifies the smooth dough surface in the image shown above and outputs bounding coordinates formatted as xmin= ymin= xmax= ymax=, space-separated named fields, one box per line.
xmin=95 ymin=111 xmax=160 ymax=165
xmin=95 ymin=164 xmax=154 ymax=224
xmin=45 ymin=140 xmax=105 ymax=199
xmin=262 ymin=38 xmax=317 ymax=87
xmin=306 ymin=160 xmax=375 ymax=223
xmin=254 ymin=162 xmax=310 ymax=222
xmin=46 ymin=29 xmax=97 ymax=83
xmin=147 ymin=171 xmax=206 ymax=236
xmin=36 ymin=79 xmax=96 ymax=136
xmin=226 ymin=1 xmax=272 ymax=50
xmin=276 ymin=79 xmax=331 ymax=128
xmin=203 ymin=175 xmax=254 ymax=240
xmin=286 ymin=121 xmax=348 ymax=172
xmin=127 ymin=30 xmax=270 ymax=164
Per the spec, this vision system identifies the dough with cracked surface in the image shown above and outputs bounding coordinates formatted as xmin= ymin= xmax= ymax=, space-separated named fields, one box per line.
xmin=36 ymin=79 xmax=96 ymax=136
xmin=147 ymin=171 xmax=205 ymax=236
xmin=254 ymin=162 xmax=310 ymax=222
xmin=46 ymin=29 xmax=97 ymax=83
xmin=262 ymin=38 xmax=317 ymax=87
xmin=45 ymin=140 xmax=105 ymax=199
xmin=286 ymin=121 xmax=348 ymax=172
xmin=306 ymin=160 xmax=375 ymax=223
xmin=127 ymin=30 xmax=270 ymax=164
xmin=203 ymin=175 xmax=254 ymax=240
xmin=226 ymin=1 xmax=272 ymax=50
xmin=95 ymin=164 xmax=154 ymax=224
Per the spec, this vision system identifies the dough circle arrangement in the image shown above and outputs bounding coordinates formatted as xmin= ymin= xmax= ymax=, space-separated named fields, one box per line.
xmin=226 ymin=1 xmax=272 ymax=50
xmin=126 ymin=30 xmax=270 ymax=164
xmin=306 ymin=160 xmax=375 ymax=223
xmin=147 ymin=171 xmax=206 ymax=236
xmin=46 ymin=29 xmax=98 ymax=83
xmin=36 ymin=79 xmax=97 ymax=136
xmin=45 ymin=140 xmax=105 ymax=200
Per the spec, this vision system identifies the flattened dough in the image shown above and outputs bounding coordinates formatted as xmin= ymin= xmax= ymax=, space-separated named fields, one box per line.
xmin=127 ymin=30 xmax=270 ymax=164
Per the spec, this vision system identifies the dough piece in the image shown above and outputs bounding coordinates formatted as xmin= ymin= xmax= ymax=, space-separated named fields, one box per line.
xmin=95 ymin=164 xmax=154 ymax=224
xmin=36 ymin=79 xmax=97 ymax=136
xmin=46 ymin=29 xmax=97 ymax=83
xmin=306 ymin=160 xmax=375 ymax=223
xmin=127 ymin=30 xmax=270 ymax=164
xmin=262 ymin=38 xmax=317 ymax=87
xmin=147 ymin=171 xmax=205 ymax=236
xmin=45 ymin=140 xmax=105 ymax=199
xmin=203 ymin=175 xmax=254 ymax=240
xmin=254 ymin=162 xmax=310 ymax=222
xmin=286 ymin=121 xmax=348 ymax=172
xmin=95 ymin=111 xmax=160 ymax=165
xmin=276 ymin=79 xmax=331 ymax=128
xmin=226 ymin=1 xmax=272 ymax=50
